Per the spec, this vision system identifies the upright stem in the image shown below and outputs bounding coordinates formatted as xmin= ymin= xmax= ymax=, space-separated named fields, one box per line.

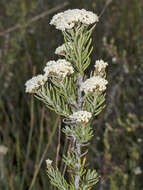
xmin=77 ymin=74 xmax=83 ymax=110
xmin=74 ymin=73 xmax=83 ymax=189
xmin=74 ymin=142 xmax=81 ymax=189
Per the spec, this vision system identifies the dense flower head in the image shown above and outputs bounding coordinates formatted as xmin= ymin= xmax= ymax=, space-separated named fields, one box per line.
xmin=69 ymin=111 xmax=92 ymax=124
xmin=25 ymin=74 xmax=47 ymax=93
xmin=55 ymin=43 xmax=67 ymax=56
xmin=55 ymin=42 xmax=72 ymax=56
xmin=81 ymin=76 xmax=108 ymax=94
xmin=50 ymin=9 xmax=99 ymax=31
xmin=44 ymin=59 xmax=74 ymax=78
xmin=94 ymin=59 xmax=108 ymax=72
xmin=46 ymin=159 xmax=53 ymax=168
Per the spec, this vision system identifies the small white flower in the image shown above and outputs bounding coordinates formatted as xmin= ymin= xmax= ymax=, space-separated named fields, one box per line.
xmin=112 ymin=57 xmax=117 ymax=63
xmin=46 ymin=159 xmax=53 ymax=168
xmin=95 ymin=60 xmax=108 ymax=72
xmin=55 ymin=44 xmax=67 ymax=56
xmin=50 ymin=9 xmax=99 ymax=31
xmin=69 ymin=111 xmax=92 ymax=124
xmin=44 ymin=59 xmax=74 ymax=78
xmin=81 ymin=76 xmax=108 ymax=94
xmin=55 ymin=42 xmax=72 ymax=56
xmin=0 ymin=145 xmax=8 ymax=155
xmin=50 ymin=12 xmax=63 ymax=25
xmin=25 ymin=74 xmax=48 ymax=93
xmin=134 ymin=166 xmax=142 ymax=175
xmin=137 ymin=138 xmax=142 ymax=143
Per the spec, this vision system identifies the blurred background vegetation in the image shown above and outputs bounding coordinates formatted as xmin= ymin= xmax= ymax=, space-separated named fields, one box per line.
xmin=0 ymin=0 xmax=143 ymax=189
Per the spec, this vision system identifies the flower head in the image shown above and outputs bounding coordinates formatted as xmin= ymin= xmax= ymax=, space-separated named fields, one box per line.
xmin=46 ymin=159 xmax=53 ymax=168
xmin=25 ymin=74 xmax=47 ymax=93
xmin=69 ymin=111 xmax=92 ymax=124
xmin=81 ymin=76 xmax=108 ymax=94
xmin=50 ymin=9 xmax=99 ymax=31
xmin=55 ymin=42 xmax=72 ymax=56
xmin=44 ymin=59 xmax=74 ymax=78
xmin=94 ymin=60 xmax=108 ymax=73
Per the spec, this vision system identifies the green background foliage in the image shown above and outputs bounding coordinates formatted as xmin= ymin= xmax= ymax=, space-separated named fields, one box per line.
xmin=0 ymin=0 xmax=143 ymax=189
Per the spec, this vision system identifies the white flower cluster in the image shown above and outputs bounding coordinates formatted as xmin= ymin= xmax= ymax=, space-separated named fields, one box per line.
xmin=55 ymin=43 xmax=67 ymax=55
xmin=69 ymin=111 xmax=92 ymax=124
xmin=94 ymin=59 xmax=108 ymax=72
xmin=25 ymin=74 xmax=48 ymax=93
xmin=55 ymin=42 xmax=72 ymax=56
xmin=50 ymin=9 xmax=99 ymax=31
xmin=81 ymin=76 xmax=108 ymax=94
xmin=46 ymin=159 xmax=53 ymax=168
xmin=44 ymin=59 xmax=74 ymax=78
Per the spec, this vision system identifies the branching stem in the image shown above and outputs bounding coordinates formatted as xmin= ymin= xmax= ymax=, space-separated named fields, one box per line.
xmin=74 ymin=73 xmax=83 ymax=189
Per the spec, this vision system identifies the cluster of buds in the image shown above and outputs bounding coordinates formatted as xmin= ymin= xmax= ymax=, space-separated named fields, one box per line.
xmin=69 ymin=111 xmax=92 ymax=124
xmin=46 ymin=159 xmax=53 ymax=169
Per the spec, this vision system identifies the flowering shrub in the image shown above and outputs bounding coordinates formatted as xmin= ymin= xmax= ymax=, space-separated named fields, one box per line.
xmin=25 ymin=8 xmax=108 ymax=190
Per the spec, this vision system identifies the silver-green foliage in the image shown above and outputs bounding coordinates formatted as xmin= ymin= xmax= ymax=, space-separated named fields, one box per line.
xmin=27 ymin=13 xmax=108 ymax=190
xmin=44 ymin=24 xmax=103 ymax=189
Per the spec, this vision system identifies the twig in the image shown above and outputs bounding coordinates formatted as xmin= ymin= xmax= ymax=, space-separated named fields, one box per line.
xmin=0 ymin=2 xmax=69 ymax=37
xmin=80 ymin=150 xmax=88 ymax=158
xmin=99 ymin=0 xmax=112 ymax=18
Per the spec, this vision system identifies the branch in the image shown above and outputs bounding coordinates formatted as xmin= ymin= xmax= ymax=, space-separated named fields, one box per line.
xmin=0 ymin=2 xmax=69 ymax=37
